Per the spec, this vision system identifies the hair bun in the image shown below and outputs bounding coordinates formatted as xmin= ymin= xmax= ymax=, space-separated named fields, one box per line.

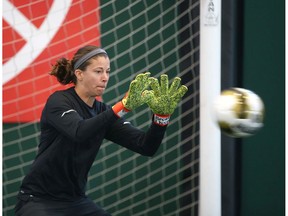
xmin=50 ymin=57 xmax=74 ymax=85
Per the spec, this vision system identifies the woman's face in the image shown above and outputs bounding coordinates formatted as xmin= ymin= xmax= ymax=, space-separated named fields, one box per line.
xmin=77 ymin=56 xmax=110 ymax=97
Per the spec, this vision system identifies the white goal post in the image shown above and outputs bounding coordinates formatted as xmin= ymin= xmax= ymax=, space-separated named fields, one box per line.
xmin=200 ymin=0 xmax=222 ymax=215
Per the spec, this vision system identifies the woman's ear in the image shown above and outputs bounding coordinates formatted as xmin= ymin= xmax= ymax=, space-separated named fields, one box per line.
xmin=74 ymin=69 xmax=83 ymax=81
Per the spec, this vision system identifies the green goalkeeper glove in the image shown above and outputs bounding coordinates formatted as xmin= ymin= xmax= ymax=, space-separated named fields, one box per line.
xmin=145 ymin=74 xmax=188 ymax=126
xmin=112 ymin=72 xmax=153 ymax=117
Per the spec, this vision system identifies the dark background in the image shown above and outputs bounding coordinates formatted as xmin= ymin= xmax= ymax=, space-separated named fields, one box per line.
xmin=241 ymin=0 xmax=285 ymax=215
xmin=222 ymin=0 xmax=285 ymax=215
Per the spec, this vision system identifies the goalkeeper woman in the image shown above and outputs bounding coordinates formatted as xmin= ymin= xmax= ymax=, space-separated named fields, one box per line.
xmin=14 ymin=45 xmax=187 ymax=216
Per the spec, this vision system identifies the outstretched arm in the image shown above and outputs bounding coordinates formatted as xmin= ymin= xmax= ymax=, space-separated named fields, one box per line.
xmin=105 ymin=118 xmax=167 ymax=157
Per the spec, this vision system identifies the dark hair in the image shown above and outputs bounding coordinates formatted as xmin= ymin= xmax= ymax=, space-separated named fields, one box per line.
xmin=49 ymin=45 xmax=107 ymax=85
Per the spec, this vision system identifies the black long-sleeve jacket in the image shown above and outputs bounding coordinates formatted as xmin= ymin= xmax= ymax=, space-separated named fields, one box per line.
xmin=20 ymin=87 xmax=167 ymax=201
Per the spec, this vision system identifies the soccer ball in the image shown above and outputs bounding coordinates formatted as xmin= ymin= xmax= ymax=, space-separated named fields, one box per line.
xmin=213 ymin=88 xmax=265 ymax=138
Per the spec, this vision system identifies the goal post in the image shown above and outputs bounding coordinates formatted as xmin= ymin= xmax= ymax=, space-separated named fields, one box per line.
xmin=200 ymin=0 xmax=222 ymax=216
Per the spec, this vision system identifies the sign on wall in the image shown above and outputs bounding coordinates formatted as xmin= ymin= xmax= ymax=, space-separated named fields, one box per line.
xmin=3 ymin=0 xmax=101 ymax=122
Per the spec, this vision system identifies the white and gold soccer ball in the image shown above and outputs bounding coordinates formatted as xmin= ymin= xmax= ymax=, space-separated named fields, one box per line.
xmin=213 ymin=88 xmax=265 ymax=138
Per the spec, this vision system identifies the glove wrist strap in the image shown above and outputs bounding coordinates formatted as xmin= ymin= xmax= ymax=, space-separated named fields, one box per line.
xmin=153 ymin=114 xmax=170 ymax=126
xmin=112 ymin=101 xmax=130 ymax=118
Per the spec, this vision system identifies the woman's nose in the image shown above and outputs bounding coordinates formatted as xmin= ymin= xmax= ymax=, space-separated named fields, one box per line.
xmin=102 ymin=72 xmax=109 ymax=82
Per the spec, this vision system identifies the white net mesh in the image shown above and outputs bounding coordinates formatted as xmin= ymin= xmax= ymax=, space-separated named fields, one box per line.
xmin=3 ymin=0 xmax=200 ymax=215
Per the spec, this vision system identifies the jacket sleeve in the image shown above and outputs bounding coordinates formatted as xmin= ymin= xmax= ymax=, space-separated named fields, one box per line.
xmin=44 ymin=92 xmax=118 ymax=142
xmin=104 ymin=118 xmax=167 ymax=156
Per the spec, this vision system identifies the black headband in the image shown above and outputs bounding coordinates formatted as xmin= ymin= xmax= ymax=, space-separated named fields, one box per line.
xmin=73 ymin=48 xmax=107 ymax=70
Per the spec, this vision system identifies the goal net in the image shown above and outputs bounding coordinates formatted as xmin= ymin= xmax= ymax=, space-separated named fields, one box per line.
xmin=3 ymin=0 xmax=200 ymax=215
